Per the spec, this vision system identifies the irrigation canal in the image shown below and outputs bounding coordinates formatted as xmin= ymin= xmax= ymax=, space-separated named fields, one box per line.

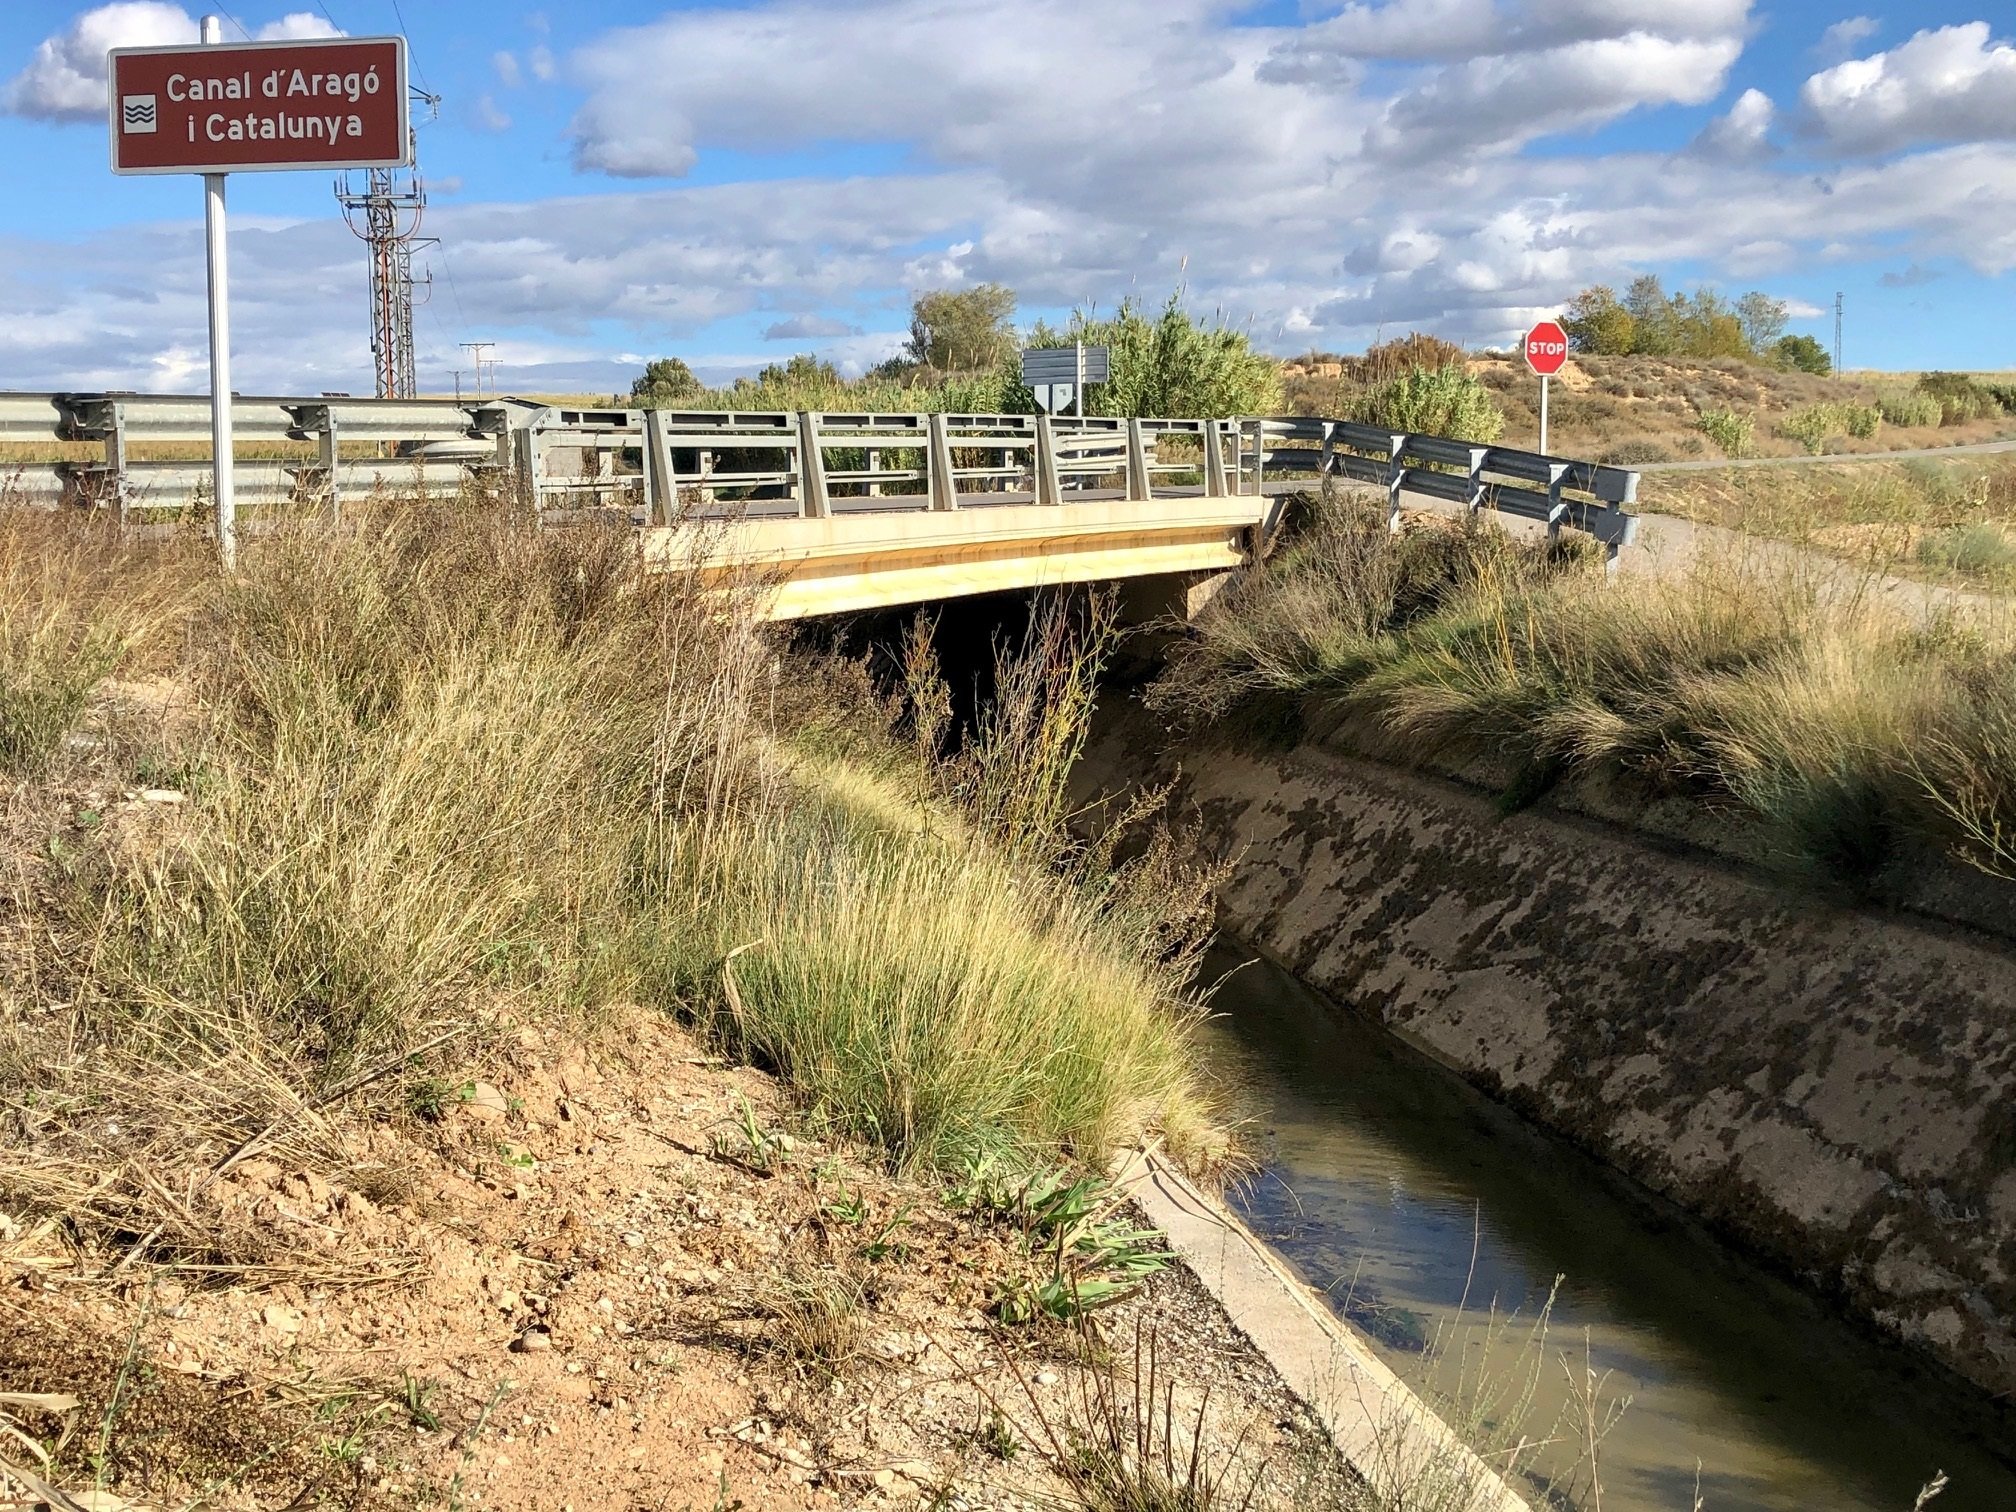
xmin=1201 ymin=939 xmax=2016 ymax=1512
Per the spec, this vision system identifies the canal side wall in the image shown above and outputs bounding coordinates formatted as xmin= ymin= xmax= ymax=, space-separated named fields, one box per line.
xmin=1078 ymin=701 xmax=2016 ymax=1402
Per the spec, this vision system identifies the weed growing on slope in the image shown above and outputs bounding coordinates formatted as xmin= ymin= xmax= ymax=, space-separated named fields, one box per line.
xmin=1155 ymin=491 xmax=2016 ymax=888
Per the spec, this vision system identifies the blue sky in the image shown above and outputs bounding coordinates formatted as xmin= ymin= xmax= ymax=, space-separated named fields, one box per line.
xmin=0 ymin=0 xmax=2012 ymax=395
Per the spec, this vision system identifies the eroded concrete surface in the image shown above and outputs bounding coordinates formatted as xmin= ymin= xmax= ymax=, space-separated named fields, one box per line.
xmin=1081 ymin=704 xmax=2016 ymax=1401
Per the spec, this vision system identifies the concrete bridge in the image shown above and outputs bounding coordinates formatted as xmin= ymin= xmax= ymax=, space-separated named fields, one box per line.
xmin=0 ymin=392 xmax=1641 ymax=620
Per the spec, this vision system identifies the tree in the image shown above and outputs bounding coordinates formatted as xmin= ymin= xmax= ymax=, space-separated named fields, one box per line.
xmin=905 ymin=284 xmax=1017 ymax=374
xmin=1737 ymin=291 xmax=1789 ymax=354
xmin=630 ymin=357 xmax=702 ymax=404
xmin=1774 ymin=334 xmax=1832 ymax=375
xmin=1561 ymin=286 xmax=1636 ymax=355
xmin=754 ymin=352 xmax=840 ymax=388
xmin=1012 ymin=291 xmax=1281 ymax=418
xmin=1622 ymin=275 xmax=1676 ymax=355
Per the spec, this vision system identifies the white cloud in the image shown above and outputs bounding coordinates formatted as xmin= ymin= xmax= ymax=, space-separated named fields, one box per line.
xmin=472 ymin=94 xmax=511 ymax=133
xmin=1802 ymin=23 xmax=2016 ymax=155
xmin=1693 ymin=86 xmax=1775 ymax=160
xmin=1267 ymin=0 xmax=1752 ymax=65
xmin=1364 ymin=33 xmax=1743 ymax=162
xmin=1818 ymin=17 xmax=1880 ymax=61
xmin=2 ymin=3 xmax=340 ymax=122
xmin=493 ymin=50 xmax=521 ymax=87
xmin=3 ymin=2 xmax=194 ymax=120
xmin=527 ymin=43 xmax=556 ymax=82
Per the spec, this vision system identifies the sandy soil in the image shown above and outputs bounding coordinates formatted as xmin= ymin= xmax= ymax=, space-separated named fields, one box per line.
xmin=1 ymin=1009 xmax=1346 ymax=1512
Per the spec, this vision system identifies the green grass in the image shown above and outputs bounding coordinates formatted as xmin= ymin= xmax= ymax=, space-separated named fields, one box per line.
xmin=1153 ymin=492 xmax=2016 ymax=889
xmin=1918 ymin=521 xmax=2016 ymax=580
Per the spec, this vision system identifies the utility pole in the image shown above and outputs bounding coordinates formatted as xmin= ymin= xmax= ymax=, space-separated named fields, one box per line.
xmin=451 ymin=369 xmax=463 ymax=403
xmin=1834 ymin=292 xmax=1844 ymax=378
xmin=461 ymin=341 xmax=496 ymax=398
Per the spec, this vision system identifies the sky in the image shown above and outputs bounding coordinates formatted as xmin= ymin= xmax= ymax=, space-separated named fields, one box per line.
xmin=0 ymin=0 xmax=2012 ymax=396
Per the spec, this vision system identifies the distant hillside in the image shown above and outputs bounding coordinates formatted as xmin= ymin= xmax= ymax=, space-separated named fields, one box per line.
xmin=1281 ymin=352 xmax=2016 ymax=463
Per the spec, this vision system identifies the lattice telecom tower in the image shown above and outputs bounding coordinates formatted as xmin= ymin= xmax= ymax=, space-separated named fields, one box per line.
xmin=337 ymin=154 xmax=436 ymax=399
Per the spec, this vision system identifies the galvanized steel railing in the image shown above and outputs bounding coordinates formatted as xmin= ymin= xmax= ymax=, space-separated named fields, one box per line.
xmin=0 ymin=391 xmax=1640 ymax=558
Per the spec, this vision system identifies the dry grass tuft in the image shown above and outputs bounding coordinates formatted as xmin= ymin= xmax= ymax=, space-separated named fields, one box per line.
xmin=1157 ymin=490 xmax=2016 ymax=889
xmin=0 ymin=503 xmax=1224 ymax=1280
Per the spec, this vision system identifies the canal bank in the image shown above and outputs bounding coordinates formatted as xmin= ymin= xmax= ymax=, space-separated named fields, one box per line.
xmin=1073 ymin=693 xmax=2016 ymax=1501
xmin=1201 ymin=937 xmax=2016 ymax=1511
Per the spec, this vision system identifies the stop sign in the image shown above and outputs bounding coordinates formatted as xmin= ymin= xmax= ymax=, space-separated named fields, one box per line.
xmin=1524 ymin=320 xmax=1570 ymax=376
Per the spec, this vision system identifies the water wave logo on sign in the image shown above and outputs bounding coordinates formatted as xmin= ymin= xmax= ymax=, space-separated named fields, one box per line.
xmin=121 ymin=95 xmax=157 ymax=133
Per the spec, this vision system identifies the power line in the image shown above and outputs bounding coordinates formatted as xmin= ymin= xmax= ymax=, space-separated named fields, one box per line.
xmin=386 ymin=0 xmax=433 ymax=93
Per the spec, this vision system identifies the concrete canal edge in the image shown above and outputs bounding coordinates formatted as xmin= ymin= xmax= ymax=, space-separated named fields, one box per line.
xmin=1112 ymin=1148 xmax=1530 ymax=1512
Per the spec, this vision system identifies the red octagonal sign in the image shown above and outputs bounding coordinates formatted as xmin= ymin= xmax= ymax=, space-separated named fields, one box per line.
xmin=1524 ymin=319 xmax=1570 ymax=376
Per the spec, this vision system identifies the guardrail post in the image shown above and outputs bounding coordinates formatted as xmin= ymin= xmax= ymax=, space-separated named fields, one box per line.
xmin=1125 ymin=418 xmax=1151 ymax=502
xmin=512 ymin=425 xmax=544 ymax=517
xmin=642 ymin=408 xmax=683 ymax=527
xmin=1319 ymin=420 xmax=1336 ymax=481
xmin=797 ymin=411 xmax=832 ymax=519
xmin=1251 ymin=420 xmax=1267 ymax=495
xmin=1034 ymin=415 xmax=1063 ymax=506
xmin=1467 ymin=447 xmax=1487 ymax=520
xmin=1203 ymin=420 xmax=1229 ymax=498
xmin=319 ymin=409 xmax=341 ymax=523
xmin=1546 ymin=461 xmax=1569 ymax=542
xmin=866 ymin=446 xmax=881 ymax=498
xmin=1386 ymin=434 xmax=1406 ymax=533
xmin=927 ymin=412 xmax=959 ymax=511
xmin=105 ymin=402 xmax=130 ymax=527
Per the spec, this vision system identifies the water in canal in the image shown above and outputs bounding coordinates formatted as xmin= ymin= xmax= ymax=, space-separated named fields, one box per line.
xmin=1200 ymin=939 xmax=2016 ymax=1512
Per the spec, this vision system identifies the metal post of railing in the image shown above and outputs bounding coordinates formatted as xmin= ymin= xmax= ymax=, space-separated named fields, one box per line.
xmin=1546 ymin=461 xmax=1568 ymax=543
xmin=1203 ymin=420 xmax=1228 ymax=498
xmin=797 ymin=411 xmax=832 ymax=519
xmin=642 ymin=408 xmax=683 ymax=527
xmin=1125 ymin=418 xmax=1151 ymax=502
xmin=105 ymin=402 xmax=130 ymax=528
xmin=1386 ymin=434 xmax=1406 ymax=533
xmin=926 ymin=413 xmax=958 ymax=511
xmin=1034 ymin=415 xmax=1062 ymax=507
xmin=1466 ymin=447 xmax=1487 ymax=520
xmin=319 ymin=410 xmax=341 ymax=524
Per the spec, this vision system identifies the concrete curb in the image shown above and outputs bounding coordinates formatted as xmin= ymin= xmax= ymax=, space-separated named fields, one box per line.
xmin=1112 ymin=1148 xmax=1529 ymax=1512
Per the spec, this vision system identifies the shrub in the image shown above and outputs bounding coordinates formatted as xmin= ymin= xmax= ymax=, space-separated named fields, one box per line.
xmin=1984 ymin=381 xmax=2016 ymax=415
xmin=1597 ymin=439 xmax=1677 ymax=466
xmin=1696 ymin=408 xmax=1754 ymax=457
xmin=1773 ymin=334 xmax=1832 ymax=375
xmin=1778 ymin=403 xmax=1879 ymax=454
xmin=1347 ymin=364 xmax=1504 ymax=443
xmin=1918 ymin=522 xmax=2016 ymax=579
xmin=1919 ymin=372 xmax=1996 ymax=426
xmin=1877 ymin=388 xmax=1943 ymax=428
xmin=1348 ymin=333 xmax=1467 ymax=385
xmin=1014 ymin=291 xmax=1282 ymax=418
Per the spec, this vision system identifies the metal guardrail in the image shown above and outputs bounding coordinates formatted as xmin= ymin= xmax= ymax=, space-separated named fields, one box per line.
xmin=0 ymin=391 xmax=1641 ymax=561
xmin=0 ymin=391 xmax=518 ymax=515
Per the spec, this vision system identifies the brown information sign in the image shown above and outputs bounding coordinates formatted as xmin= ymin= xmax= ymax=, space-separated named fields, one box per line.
xmin=108 ymin=35 xmax=409 ymax=175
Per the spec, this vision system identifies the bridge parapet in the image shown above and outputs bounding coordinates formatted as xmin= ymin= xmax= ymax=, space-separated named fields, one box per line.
xmin=0 ymin=390 xmax=1640 ymax=564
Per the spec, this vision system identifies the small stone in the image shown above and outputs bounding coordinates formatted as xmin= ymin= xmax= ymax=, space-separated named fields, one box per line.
xmin=873 ymin=1470 xmax=895 ymax=1489
xmin=139 ymin=788 xmax=185 ymax=805
xmin=1033 ymin=1370 xmax=1059 ymax=1386
xmin=511 ymin=1327 xmax=553 ymax=1353
xmin=463 ymin=1082 xmax=509 ymax=1122
xmin=262 ymin=1304 xmax=302 ymax=1333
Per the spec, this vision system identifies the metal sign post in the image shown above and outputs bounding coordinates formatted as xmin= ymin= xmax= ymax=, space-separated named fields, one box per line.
xmin=198 ymin=16 xmax=234 ymax=566
xmin=109 ymin=23 xmax=410 ymax=567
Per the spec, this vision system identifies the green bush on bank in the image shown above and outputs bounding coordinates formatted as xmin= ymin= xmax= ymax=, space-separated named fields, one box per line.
xmin=1346 ymin=364 xmax=1505 ymax=444
xmin=1695 ymin=408 xmax=1754 ymax=457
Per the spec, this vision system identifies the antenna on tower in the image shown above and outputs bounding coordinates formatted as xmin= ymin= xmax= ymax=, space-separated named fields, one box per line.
xmin=337 ymin=92 xmax=442 ymax=399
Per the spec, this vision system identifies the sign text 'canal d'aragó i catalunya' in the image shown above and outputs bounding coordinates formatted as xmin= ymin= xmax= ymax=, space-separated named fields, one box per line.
xmin=109 ymin=34 xmax=408 ymax=174
xmin=107 ymin=23 xmax=412 ymax=575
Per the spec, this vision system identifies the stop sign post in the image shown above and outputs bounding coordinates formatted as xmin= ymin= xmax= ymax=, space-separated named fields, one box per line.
xmin=1524 ymin=319 xmax=1569 ymax=455
xmin=108 ymin=18 xmax=410 ymax=567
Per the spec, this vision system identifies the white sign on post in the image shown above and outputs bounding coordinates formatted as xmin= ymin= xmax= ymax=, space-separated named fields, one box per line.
xmin=108 ymin=19 xmax=412 ymax=566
